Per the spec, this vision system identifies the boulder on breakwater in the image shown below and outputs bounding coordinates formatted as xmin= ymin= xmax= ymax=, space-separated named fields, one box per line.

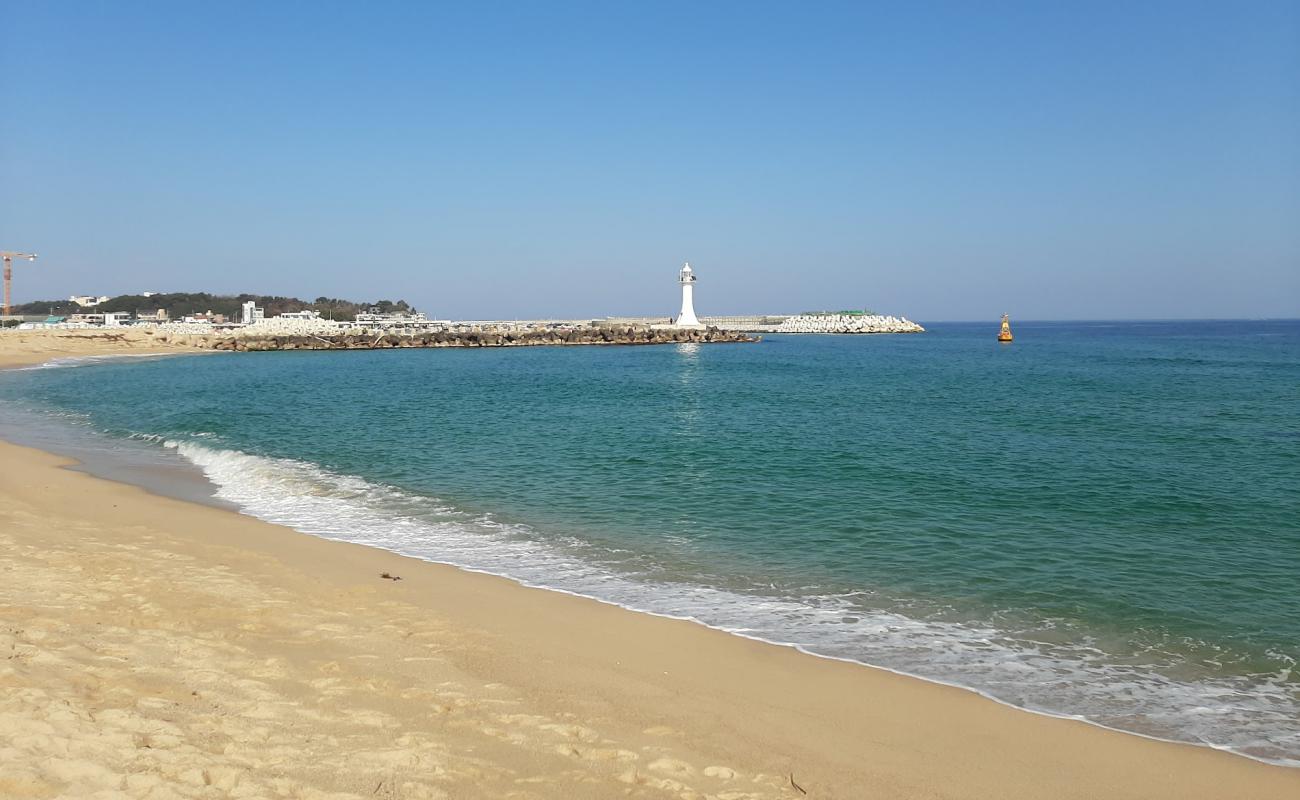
xmin=153 ymin=325 xmax=757 ymax=352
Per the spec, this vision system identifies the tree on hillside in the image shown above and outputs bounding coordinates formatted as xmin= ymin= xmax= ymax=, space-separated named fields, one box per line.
xmin=10 ymin=292 xmax=417 ymax=321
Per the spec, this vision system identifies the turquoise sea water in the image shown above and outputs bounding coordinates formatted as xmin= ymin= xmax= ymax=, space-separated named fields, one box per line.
xmin=2 ymin=320 xmax=1298 ymax=763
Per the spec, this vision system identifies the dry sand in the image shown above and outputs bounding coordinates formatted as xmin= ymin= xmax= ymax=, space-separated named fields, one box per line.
xmin=1 ymin=332 xmax=1297 ymax=799
xmin=0 ymin=328 xmax=189 ymax=369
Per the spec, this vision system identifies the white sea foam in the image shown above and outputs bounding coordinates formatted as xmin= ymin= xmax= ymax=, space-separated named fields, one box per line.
xmin=17 ymin=353 xmax=187 ymax=371
xmin=170 ymin=440 xmax=1300 ymax=766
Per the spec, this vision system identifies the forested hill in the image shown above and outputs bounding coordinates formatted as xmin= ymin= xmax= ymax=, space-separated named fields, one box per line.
xmin=12 ymin=294 xmax=415 ymax=321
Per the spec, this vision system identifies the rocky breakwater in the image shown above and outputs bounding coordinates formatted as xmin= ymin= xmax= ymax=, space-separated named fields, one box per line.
xmin=773 ymin=314 xmax=924 ymax=334
xmin=152 ymin=325 xmax=758 ymax=352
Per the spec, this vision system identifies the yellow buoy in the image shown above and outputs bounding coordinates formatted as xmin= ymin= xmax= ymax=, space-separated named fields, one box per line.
xmin=998 ymin=314 xmax=1014 ymax=343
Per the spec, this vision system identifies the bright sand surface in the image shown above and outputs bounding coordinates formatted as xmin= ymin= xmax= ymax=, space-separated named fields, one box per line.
xmin=2 ymin=332 xmax=1298 ymax=799
xmin=0 ymin=328 xmax=188 ymax=369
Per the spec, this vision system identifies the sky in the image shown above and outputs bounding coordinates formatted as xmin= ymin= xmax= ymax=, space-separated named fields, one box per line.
xmin=1 ymin=1 xmax=1297 ymax=321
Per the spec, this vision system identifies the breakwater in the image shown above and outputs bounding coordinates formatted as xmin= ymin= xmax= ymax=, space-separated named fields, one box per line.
xmin=772 ymin=314 xmax=924 ymax=334
xmin=152 ymin=325 xmax=757 ymax=351
xmin=601 ymin=313 xmax=925 ymax=334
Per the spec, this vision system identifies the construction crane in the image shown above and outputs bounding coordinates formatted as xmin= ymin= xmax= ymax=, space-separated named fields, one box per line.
xmin=1 ymin=251 xmax=38 ymax=317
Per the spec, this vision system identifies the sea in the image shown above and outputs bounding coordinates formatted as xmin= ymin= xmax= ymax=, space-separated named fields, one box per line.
xmin=2 ymin=319 xmax=1297 ymax=764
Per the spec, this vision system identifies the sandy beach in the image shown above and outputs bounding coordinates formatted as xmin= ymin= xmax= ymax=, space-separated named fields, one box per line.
xmin=0 ymin=328 xmax=189 ymax=369
xmin=2 ymin=333 xmax=1298 ymax=799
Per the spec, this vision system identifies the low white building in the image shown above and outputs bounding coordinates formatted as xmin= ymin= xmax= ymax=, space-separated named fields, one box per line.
xmin=353 ymin=311 xmax=440 ymax=328
xmin=69 ymin=295 xmax=110 ymax=307
xmin=66 ymin=311 xmax=131 ymax=326
xmin=275 ymin=310 xmax=322 ymax=321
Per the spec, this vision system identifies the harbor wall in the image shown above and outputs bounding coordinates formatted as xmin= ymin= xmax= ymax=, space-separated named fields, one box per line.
xmin=153 ymin=325 xmax=758 ymax=351
xmin=603 ymin=314 xmax=924 ymax=334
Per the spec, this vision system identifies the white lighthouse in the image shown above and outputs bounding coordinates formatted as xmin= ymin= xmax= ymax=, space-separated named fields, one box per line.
xmin=675 ymin=262 xmax=703 ymax=328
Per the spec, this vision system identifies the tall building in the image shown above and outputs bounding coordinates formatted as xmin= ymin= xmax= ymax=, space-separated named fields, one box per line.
xmin=241 ymin=300 xmax=265 ymax=325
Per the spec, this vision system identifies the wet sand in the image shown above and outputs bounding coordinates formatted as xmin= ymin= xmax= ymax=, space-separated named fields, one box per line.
xmin=2 ymin=332 xmax=1297 ymax=798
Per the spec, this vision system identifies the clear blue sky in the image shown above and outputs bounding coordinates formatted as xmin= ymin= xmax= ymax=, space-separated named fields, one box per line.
xmin=2 ymin=1 xmax=1297 ymax=320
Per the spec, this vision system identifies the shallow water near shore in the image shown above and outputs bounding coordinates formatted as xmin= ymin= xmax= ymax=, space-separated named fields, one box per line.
xmin=2 ymin=320 xmax=1298 ymax=764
